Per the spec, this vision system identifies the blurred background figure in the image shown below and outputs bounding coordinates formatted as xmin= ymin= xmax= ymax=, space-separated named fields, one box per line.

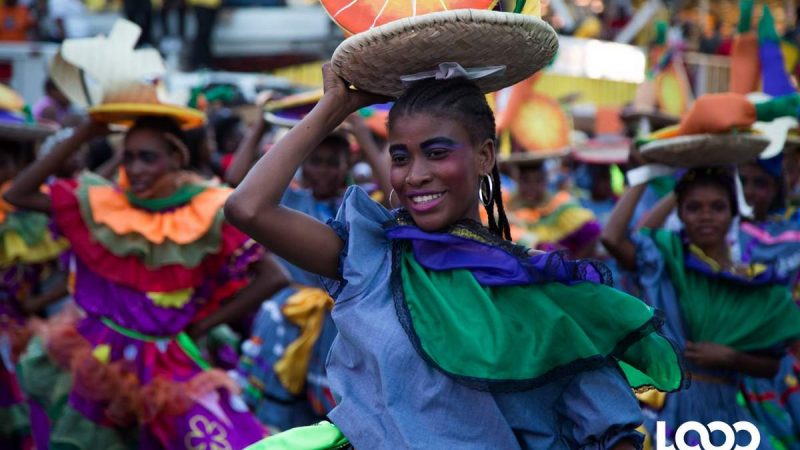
xmin=32 ymin=78 xmax=71 ymax=125
xmin=123 ymin=0 xmax=153 ymax=46
xmin=188 ymin=0 xmax=220 ymax=70
xmin=45 ymin=0 xmax=89 ymax=41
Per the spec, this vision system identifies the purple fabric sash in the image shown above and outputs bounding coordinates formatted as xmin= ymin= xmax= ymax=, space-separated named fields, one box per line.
xmin=385 ymin=224 xmax=610 ymax=287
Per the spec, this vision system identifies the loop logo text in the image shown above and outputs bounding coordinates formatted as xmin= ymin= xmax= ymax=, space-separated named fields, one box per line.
xmin=656 ymin=421 xmax=760 ymax=450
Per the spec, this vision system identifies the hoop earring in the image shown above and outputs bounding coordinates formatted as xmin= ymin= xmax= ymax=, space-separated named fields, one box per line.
xmin=389 ymin=189 xmax=399 ymax=209
xmin=479 ymin=174 xmax=493 ymax=207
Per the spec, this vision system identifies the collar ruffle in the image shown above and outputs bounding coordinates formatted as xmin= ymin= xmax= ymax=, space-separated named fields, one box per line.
xmin=80 ymin=171 xmax=229 ymax=245
xmin=684 ymin=239 xmax=785 ymax=286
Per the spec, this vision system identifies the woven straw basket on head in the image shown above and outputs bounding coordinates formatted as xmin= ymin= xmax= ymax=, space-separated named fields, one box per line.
xmin=331 ymin=9 xmax=559 ymax=98
xmin=640 ymin=134 xmax=769 ymax=167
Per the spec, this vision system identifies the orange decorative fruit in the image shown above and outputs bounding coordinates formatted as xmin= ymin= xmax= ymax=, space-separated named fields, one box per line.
xmin=511 ymin=93 xmax=570 ymax=152
xmin=321 ymin=0 xmax=498 ymax=35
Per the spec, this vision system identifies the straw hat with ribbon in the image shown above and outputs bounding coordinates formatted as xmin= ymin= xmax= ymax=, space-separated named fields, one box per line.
xmin=49 ymin=19 xmax=205 ymax=130
xmin=0 ymin=84 xmax=57 ymax=142
xmin=324 ymin=0 xmax=558 ymax=99
xmin=263 ymin=88 xmax=324 ymax=128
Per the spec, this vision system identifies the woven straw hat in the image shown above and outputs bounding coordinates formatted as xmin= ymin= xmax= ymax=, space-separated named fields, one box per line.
xmin=263 ymin=89 xmax=324 ymax=128
xmin=331 ymin=9 xmax=558 ymax=98
xmin=572 ymin=137 xmax=630 ymax=165
xmin=50 ymin=19 xmax=204 ymax=129
xmin=640 ymin=134 xmax=769 ymax=167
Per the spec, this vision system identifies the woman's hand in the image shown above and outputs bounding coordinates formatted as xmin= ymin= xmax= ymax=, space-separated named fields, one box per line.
xmin=320 ymin=63 xmax=391 ymax=118
xmin=5 ymin=118 xmax=110 ymax=213
xmin=684 ymin=341 xmax=737 ymax=369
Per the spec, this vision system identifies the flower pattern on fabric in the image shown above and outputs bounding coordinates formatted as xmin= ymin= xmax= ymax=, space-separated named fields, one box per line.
xmin=184 ymin=415 xmax=233 ymax=450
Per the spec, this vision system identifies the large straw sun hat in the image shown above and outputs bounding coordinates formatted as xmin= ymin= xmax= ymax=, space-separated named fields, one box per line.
xmin=330 ymin=8 xmax=558 ymax=98
xmin=50 ymin=19 xmax=205 ymax=129
xmin=639 ymin=133 xmax=769 ymax=167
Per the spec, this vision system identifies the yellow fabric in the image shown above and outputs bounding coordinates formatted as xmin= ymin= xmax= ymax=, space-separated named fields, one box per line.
xmin=0 ymin=230 xmax=68 ymax=268
xmin=273 ymin=288 xmax=334 ymax=395
xmin=636 ymin=389 xmax=666 ymax=410
xmin=93 ymin=344 xmax=111 ymax=364
xmin=186 ymin=0 xmax=221 ymax=7
xmin=508 ymin=193 xmax=597 ymax=247
xmin=88 ymin=185 xmax=230 ymax=245
xmin=147 ymin=289 xmax=195 ymax=309
xmin=510 ymin=191 xmax=572 ymax=223
xmin=687 ymin=244 xmax=768 ymax=279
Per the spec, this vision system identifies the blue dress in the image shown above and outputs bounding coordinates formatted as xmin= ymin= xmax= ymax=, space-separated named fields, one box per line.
xmin=237 ymin=188 xmax=339 ymax=430
xmin=321 ymin=186 xmax=647 ymax=449
xmin=632 ymin=229 xmax=785 ymax=450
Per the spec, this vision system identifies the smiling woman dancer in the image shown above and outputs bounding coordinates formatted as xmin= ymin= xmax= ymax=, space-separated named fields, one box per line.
xmin=4 ymin=114 xmax=290 ymax=449
xmin=226 ymin=53 xmax=685 ymax=448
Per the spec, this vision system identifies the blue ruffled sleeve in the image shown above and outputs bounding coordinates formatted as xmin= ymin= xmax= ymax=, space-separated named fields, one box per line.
xmin=630 ymin=229 xmax=668 ymax=288
xmin=557 ymin=365 xmax=645 ymax=450
xmin=323 ymin=186 xmax=394 ymax=301
xmin=629 ymin=229 xmax=688 ymax=347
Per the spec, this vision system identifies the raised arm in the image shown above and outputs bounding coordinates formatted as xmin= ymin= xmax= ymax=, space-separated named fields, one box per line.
xmin=600 ymin=183 xmax=647 ymax=271
xmin=639 ymin=192 xmax=676 ymax=230
xmin=224 ymin=118 xmax=269 ymax=187
xmin=5 ymin=121 xmax=107 ymax=213
xmin=224 ymin=65 xmax=387 ymax=280
xmin=225 ymin=95 xmax=273 ymax=187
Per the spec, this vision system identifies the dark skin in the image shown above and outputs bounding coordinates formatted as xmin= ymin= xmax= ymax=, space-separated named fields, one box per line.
xmin=739 ymin=162 xmax=780 ymax=223
xmin=516 ymin=165 xmax=548 ymax=207
xmin=225 ymin=65 xmax=637 ymax=450
xmin=0 ymin=151 xmax=18 ymax=187
xmin=4 ymin=120 xmax=290 ymax=338
xmin=123 ymin=127 xmax=183 ymax=198
xmin=225 ymin=64 xmax=491 ymax=280
xmin=590 ymin=166 xmax=614 ymax=202
xmin=602 ymin=179 xmax=780 ymax=378
xmin=301 ymin=143 xmax=349 ymax=201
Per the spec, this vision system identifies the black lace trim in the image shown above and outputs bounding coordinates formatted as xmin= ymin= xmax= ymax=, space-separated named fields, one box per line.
xmin=390 ymin=241 xmax=687 ymax=393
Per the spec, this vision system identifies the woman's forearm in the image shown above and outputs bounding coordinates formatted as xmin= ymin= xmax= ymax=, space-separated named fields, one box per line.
xmin=5 ymin=123 xmax=102 ymax=213
xmin=639 ymin=192 xmax=676 ymax=230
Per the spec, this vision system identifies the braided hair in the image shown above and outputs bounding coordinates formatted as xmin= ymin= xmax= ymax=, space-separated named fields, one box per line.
xmin=387 ymin=78 xmax=512 ymax=240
